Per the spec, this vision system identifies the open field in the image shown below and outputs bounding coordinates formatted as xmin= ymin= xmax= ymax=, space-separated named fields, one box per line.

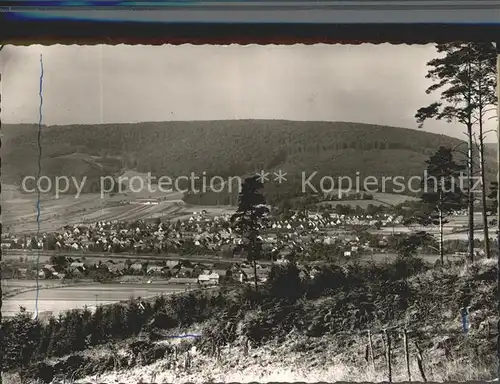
xmin=4 ymin=181 xmax=489 ymax=238
xmin=360 ymin=252 xmax=461 ymax=264
xmin=2 ymin=282 xmax=188 ymax=318
xmin=317 ymin=192 xmax=419 ymax=209
xmin=374 ymin=226 xmax=493 ymax=241
xmin=444 ymin=232 xmax=488 ymax=241
xmin=1 ymin=278 xmax=69 ymax=297
xmin=2 ymin=183 xmax=236 ymax=234
xmin=371 ymin=192 xmax=419 ymax=205
xmin=373 ymin=212 xmax=494 ymax=240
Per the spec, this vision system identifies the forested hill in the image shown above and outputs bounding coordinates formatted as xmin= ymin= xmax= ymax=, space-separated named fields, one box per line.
xmin=2 ymin=120 xmax=495 ymax=197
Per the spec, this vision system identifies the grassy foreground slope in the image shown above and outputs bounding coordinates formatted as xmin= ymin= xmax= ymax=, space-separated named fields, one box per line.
xmin=4 ymin=258 xmax=497 ymax=383
xmin=3 ymin=121 xmax=495 ymax=199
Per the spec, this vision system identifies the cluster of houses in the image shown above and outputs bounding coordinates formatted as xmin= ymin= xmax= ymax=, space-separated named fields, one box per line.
xmin=271 ymin=212 xmax=404 ymax=231
xmin=2 ymin=214 xmax=235 ymax=254
xmin=7 ymin=205 xmax=475 ymax=285
xmin=2 ymin=210 xmax=404 ymax=254
xmin=8 ymin=247 xmax=361 ymax=288
xmin=1 ymin=209 xmax=415 ymax=285
xmin=10 ymin=256 xmax=270 ymax=286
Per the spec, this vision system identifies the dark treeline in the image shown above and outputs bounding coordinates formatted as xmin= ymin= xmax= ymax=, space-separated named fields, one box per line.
xmin=5 ymin=121 xmax=494 ymax=199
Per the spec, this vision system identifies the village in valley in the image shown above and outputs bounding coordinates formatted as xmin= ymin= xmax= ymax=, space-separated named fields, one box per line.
xmin=2 ymin=42 xmax=499 ymax=383
xmin=1 ymin=199 xmax=487 ymax=315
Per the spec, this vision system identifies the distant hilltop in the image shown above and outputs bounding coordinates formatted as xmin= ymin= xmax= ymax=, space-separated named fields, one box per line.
xmin=2 ymin=120 xmax=495 ymax=199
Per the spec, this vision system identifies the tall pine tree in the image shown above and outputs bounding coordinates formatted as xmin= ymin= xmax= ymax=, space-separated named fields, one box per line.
xmin=419 ymin=146 xmax=466 ymax=265
xmin=470 ymin=43 xmax=497 ymax=259
xmin=231 ymin=175 xmax=270 ymax=295
xmin=416 ymin=42 xmax=497 ymax=262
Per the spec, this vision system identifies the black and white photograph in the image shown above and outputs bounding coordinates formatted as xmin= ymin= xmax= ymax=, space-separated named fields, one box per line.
xmin=1 ymin=43 xmax=499 ymax=383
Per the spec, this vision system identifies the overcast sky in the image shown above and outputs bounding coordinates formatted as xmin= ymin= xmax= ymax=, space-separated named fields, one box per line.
xmin=0 ymin=44 xmax=496 ymax=142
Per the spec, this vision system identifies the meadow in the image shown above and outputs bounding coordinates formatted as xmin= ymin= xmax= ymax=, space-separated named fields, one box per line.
xmin=2 ymin=182 xmax=234 ymax=234
xmin=2 ymin=282 xmax=188 ymax=318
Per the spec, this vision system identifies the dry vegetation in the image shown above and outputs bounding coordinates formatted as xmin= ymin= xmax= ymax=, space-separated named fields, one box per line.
xmin=3 ymin=257 xmax=497 ymax=384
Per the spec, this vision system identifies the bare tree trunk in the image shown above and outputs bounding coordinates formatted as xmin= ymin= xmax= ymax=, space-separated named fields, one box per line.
xmin=439 ymin=209 xmax=444 ymax=265
xmin=467 ymin=126 xmax=475 ymax=263
xmin=367 ymin=329 xmax=375 ymax=372
xmin=467 ymin=119 xmax=475 ymax=262
xmin=383 ymin=329 xmax=392 ymax=383
xmin=403 ymin=329 xmax=411 ymax=382
xmin=479 ymin=131 xmax=491 ymax=258
xmin=467 ymin=58 xmax=475 ymax=264
xmin=415 ymin=342 xmax=427 ymax=382
xmin=477 ymin=57 xmax=491 ymax=259
xmin=495 ymin=40 xmax=500 ymax=383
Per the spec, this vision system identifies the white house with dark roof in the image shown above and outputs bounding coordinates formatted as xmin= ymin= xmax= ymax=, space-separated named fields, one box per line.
xmin=197 ymin=272 xmax=220 ymax=285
